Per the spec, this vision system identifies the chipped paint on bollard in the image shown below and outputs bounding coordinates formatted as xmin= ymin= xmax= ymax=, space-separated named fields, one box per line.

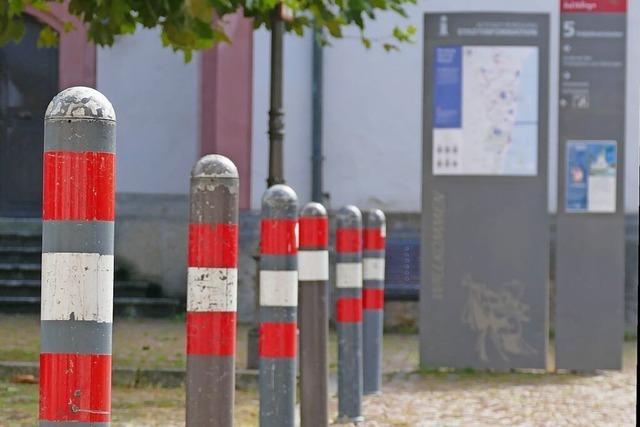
xmin=298 ymin=202 xmax=330 ymax=427
xmin=335 ymin=205 xmax=364 ymax=423
xmin=39 ymin=87 xmax=116 ymax=426
xmin=186 ymin=155 xmax=239 ymax=427
xmin=363 ymin=209 xmax=386 ymax=395
xmin=259 ymin=185 xmax=299 ymax=427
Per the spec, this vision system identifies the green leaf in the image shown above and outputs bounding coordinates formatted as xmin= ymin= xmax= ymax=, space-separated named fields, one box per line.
xmin=37 ymin=26 xmax=58 ymax=47
xmin=63 ymin=21 xmax=75 ymax=33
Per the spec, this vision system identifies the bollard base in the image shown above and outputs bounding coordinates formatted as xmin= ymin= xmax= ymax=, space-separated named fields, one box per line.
xmin=363 ymin=389 xmax=382 ymax=396
xmin=335 ymin=415 xmax=365 ymax=425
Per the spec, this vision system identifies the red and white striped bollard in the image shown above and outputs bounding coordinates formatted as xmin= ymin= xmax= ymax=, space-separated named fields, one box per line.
xmin=40 ymin=87 xmax=116 ymax=426
xmin=259 ymin=184 xmax=299 ymax=427
xmin=186 ymin=155 xmax=239 ymax=426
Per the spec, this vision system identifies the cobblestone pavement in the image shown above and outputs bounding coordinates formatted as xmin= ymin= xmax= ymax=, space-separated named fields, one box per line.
xmin=357 ymin=342 xmax=636 ymax=427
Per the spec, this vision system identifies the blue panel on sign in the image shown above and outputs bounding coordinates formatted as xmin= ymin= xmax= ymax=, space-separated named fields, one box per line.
xmin=433 ymin=45 xmax=462 ymax=128
xmin=566 ymin=140 xmax=617 ymax=213
xmin=566 ymin=143 xmax=589 ymax=211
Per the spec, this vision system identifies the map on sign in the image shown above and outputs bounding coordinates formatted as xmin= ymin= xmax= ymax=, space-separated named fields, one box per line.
xmin=432 ymin=45 xmax=539 ymax=176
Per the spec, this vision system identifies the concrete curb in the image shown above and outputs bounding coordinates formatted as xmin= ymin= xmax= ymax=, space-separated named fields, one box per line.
xmin=0 ymin=361 xmax=259 ymax=389
xmin=0 ymin=360 xmax=415 ymax=390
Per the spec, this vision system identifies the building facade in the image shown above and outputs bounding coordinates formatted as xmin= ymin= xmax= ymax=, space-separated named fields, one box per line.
xmin=1 ymin=0 xmax=638 ymax=327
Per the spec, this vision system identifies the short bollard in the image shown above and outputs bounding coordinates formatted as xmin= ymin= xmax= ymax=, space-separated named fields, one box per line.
xmin=40 ymin=87 xmax=116 ymax=426
xmin=335 ymin=205 xmax=364 ymax=423
xmin=362 ymin=209 xmax=386 ymax=395
xmin=259 ymin=185 xmax=299 ymax=427
xmin=298 ymin=202 xmax=330 ymax=427
xmin=186 ymin=155 xmax=239 ymax=427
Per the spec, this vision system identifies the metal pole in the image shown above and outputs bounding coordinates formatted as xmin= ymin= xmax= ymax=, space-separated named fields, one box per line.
xmin=250 ymin=4 xmax=287 ymax=370
xmin=311 ymin=29 xmax=324 ymax=202
xmin=335 ymin=205 xmax=364 ymax=423
xmin=298 ymin=202 xmax=329 ymax=427
xmin=186 ymin=155 xmax=239 ymax=427
xmin=362 ymin=209 xmax=386 ymax=395
xmin=267 ymin=7 xmax=285 ymax=187
xmin=40 ymin=87 xmax=116 ymax=425
xmin=259 ymin=184 xmax=299 ymax=427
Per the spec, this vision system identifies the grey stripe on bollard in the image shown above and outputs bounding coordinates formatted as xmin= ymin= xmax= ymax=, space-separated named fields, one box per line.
xmin=186 ymin=155 xmax=239 ymax=427
xmin=298 ymin=202 xmax=330 ymax=427
xmin=335 ymin=205 xmax=364 ymax=423
xmin=259 ymin=185 xmax=299 ymax=427
xmin=362 ymin=209 xmax=386 ymax=395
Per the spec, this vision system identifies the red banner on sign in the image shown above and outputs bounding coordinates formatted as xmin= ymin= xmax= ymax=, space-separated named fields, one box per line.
xmin=561 ymin=0 xmax=626 ymax=13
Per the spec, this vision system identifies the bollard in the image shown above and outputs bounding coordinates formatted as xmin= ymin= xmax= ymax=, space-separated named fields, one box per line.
xmin=186 ymin=155 xmax=239 ymax=427
xmin=335 ymin=205 xmax=364 ymax=423
xmin=259 ymin=184 xmax=299 ymax=427
xmin=362 ymin=209 xmax=386 ymax=395
xmin=40 ymin=87 xmax=116 ymax=426
xmin=298 ymin=202 xmax=329 ymax=427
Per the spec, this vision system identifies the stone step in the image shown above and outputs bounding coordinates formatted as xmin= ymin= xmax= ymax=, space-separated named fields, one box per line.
xmin=0 ymin=233 xmax=42 ymax=248
xmin=0 ymin=246 xmax=42 ymax=263
xmin=0 ymin=263 xmax=41 ymax=280
xmin=0 ymin=296 xmax=181 ymax=317
xmin=0 ymin=279 xmax=162 ymax=298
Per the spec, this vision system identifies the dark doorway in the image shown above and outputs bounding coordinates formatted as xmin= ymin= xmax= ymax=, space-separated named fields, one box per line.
xmin=0 ymin=16 xmax=58 ymax=218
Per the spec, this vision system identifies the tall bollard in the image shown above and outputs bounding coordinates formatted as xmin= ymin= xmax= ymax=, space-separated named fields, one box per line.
xmin=40 ymin=87 xmax=116 ymax=426
xmin=259 ymin=185 xmax=299 ymax=427
xmin=362 ymin=209 xmax=386 ymax=395
xmin=335 ymin=205 xmax=364 ymax=423
xmin=186 ymin=155 xmax=239 ymax=427
xmin=298 ymin=202 xmax=329 ymax=427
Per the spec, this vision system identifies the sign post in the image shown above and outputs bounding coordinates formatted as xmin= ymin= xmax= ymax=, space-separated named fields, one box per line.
xmin=555 ymin=0 xmax=627 ymax=370
xmin=420 ymin=13 xmax=550 ymax=370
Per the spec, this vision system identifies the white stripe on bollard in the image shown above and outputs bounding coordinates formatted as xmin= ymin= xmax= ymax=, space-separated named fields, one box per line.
xmin=259 ymin=270 xmax=299 ymax=306
xmin=363 ymin=258 xmax=385 ymax=281
xmin=298 ymin=250 xmax=329 ymax=281
xmin=336 ymin=263 xmax=363 ymax=288
xmin=187 ymin=267 xmax=238 ymax=312
xmin=41 ymin=253 xmax=114 ymax=322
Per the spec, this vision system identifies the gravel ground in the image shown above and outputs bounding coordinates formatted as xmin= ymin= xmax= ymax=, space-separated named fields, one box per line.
xmin=362 ymin=345 xmax=636 ymax=426
xmin=0 ymin=315 xmax=635 ymax=426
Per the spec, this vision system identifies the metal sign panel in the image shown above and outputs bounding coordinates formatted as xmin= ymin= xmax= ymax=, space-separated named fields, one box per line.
xmin=555 ymin=0 xmax=626 ymax=370
xmin=420 ymin=12 xmax=550 ymax=370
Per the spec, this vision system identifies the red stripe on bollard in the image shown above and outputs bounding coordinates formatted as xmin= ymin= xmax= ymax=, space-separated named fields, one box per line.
xmin=188 ymin=223 xmax=238 ymax=268
xmin=363 ymin=289 xmax=385 ymax=310
xmin=258 ymin=322 xmax=297 ymax=358
xmin=336 ymin=298 xmax=363 ymax=322
xmin=186 ymin=312 xmax=237 ymax=356
xmin=260 ymin=219 xmax=298 ymax=254
xmin=298 ymin=217 xmax=328 ymax=247
xmin=42 ymin=151 xmax=115 ymax=221
xmin=363 ymin=228 xmax=385 ymax=250
xmin=39 ymin=353 xmax=111 ymax=423
xmin=336 ymin=228 xmax=362 ymax=253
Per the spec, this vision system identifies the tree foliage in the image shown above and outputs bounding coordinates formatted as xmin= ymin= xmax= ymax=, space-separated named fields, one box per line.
xmin=1 ymin=0 xmax=416 ymax=60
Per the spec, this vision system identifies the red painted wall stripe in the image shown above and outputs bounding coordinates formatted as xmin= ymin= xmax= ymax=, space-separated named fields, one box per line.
xmin=39 ymin=353 xmax=111 ymax=422
xmin=43 ymin=151 xmax=115 ymax=221
xmin=186 ymin=311 xmax=236 ymax=356
xmin=363 ymin=228 xmax=385 ymax=250
xmin=260 ymin=219 xmax=298 ymax=255
xmin=298 ymin=217 xmax=328 ymax=248
xmin=561 ymin=0 xmax=626 ymax=13
xmin=363 ymin=289 xmax=385 ymax=310
xmin=259 ymin=322 xmax=297 ymax=358
xmin=336 ymin=228 xmax=361 ymax=253
xmin=336 ymin=298 xmax=363 ymax=323
xmin=188 ymin=223 xmax=238 ymax=268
